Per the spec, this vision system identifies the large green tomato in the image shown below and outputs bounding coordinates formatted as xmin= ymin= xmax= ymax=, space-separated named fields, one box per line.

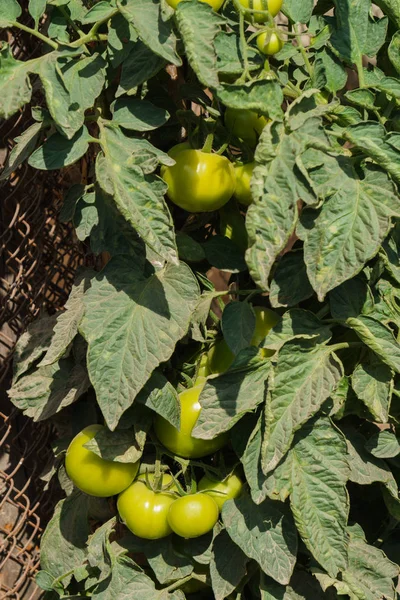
xmin=162 ymin=149 xmax=235 ymax=213
xmin=207 ymin=338 xmax=234 ymax=374
xmin=65 ymin=425 xmax=139 ymax=497
xmin=166 ymin=0 xmax=224 ymax=11
xmin=168 ymin=493 xmax=219 ymax=538
xmin=117 ymin=473 xmax=177 ymax=539
xmin=154 ymin=384 xmax=228 ymax=458
xmin=238 ymin=0 xmax=283 ymax=22
xmin=160 ymin=142 xmax=191 ymax=178
xmin=257 ymin=32 xmax=284 ymax=55
xmin=198 ymin=472 xmax=243 ymax=510
xmin=219 ymin=200 xmax=248 ymax=252
xmin=234 ymin=162 xmax=255 ymax=206
xmin=225 ymin=108 xmax=268 ymax=148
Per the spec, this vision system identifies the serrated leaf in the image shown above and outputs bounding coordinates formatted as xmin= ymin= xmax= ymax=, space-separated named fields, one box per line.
xmin=112 ymin=97 xmax=169 ymax=131
xmin=107 ymin=12 xmax=137 ymax=68
xmin=329 ymin=277 xmax=372 ymax=320
xmin=261 ymin=309 xmax=332 ymax=352
xmin=282 ymin=0 xmax=313 ymax=23
xmin=262 ymin=341 xmax=343 ymax=473
xmin=136 ymin=371 xmax=180 ymax=428
xmin=210 ymin=530 xmax=248 ymax=600
xmin=117 ymin=0 xmax=181 ymax=66
xmin=12 ymin=314 xmax=58 ymax=383
xmin=117 ymin=41 xmax=165 ymax=95
xmin=298 ymin=164 xmax=400 ymax=301
xmin=222 ymin=493 xmax=297 ymax=585
xmin=346 ymin=315 xmax=400 ymax=374
xmin=0 ymin=45 xmax=33 ymax=119
xmin=215 ymin=31 xmax=262 ymax=76
xmin=193 ymin=349 xmax=270 ymax=439
xmin=260 ymin=570 xmax=329 ymax=600
xmin=80 ymin=258 xmax=199 ymax=429
xmin=81 ymin=1 xmax=117 ymax=23
xmin=217 ymin=80 xmax=283 ymax=120
xmin=87 ymin=518 xmax=117 ymax=584
xmin=289 ymin=417 xmax=349 ymax=577
xmin=352 ymin=358 xmax=392 ymax=423
xmin=40 ymin=492 xmax=90 ymax=584
xmin=28 ymin=126 xmax=91 ymax=170
xmin=74 ymin=192 xmax=99 ymax=241
xmin=270 ymin=251 xmax=314 ymax=308
xmin=314 ymin=47 xmax=347 ymax=93
xmin=221 ymin=301 xmax=255 ymax=355
xmin=61 ymin=53 xmax=106 ymax=113
xmin=96 ymin=122 xmax=177 ymax=263
xmin=28 ymin=0 xmax=46 ymax=28
xmin=0 ymin=121 xmax=44 ymax=180
xmin=0 ymin=0 xmax=22 ymax=25
xmin=40 ymin=270 xmax=93 ymax=367
xmin=366 ymin=430 xmax=400 ymax=459
xmin=175 ymin=0 xmax=224 ymax=89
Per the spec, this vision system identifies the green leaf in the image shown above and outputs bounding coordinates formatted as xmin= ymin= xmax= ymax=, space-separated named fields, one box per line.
xmin=298 ymin=164 xmax=400 ymax=301
xmin=117 ymin=0 xmax=181 ymax=66
xmin=346 ymin=315 xmax=400 ymax=374
xmin=28 ymin=0 xmax=46 ymax=28
xmin=221 ymin=301 xmax=256 ymax=355
xmin=40 ymin=492 xmax=90 ymax=583
xmin=375 ymin=0 xmax=400 ymax=28
xmin=175 ymin=0 xmax=224 ymax=89
xmin=28 ymin=126 xmax=91 ymax=170
xmin=0 ymin=121 xmax=44 ymax=181
xmin=0 ymin=45 xmax=32 ymax=119
xmin=351 ymin=357 xmax=393 ymax=423
xmin=81 ymin=1 xmax=117 ymax=23
xmin=217 ymin=80 xmax=284 ymax=121
xmin=0 ymin=0 xmax=22 ymax=25
xmin=136 ymin=371 xmax=180 ymax=428
xmin=80 ymin=258 xmax=199 ymax=429
xmin=345 ymin=88 xmax=376 ymax=110
xmin=282 ymin=0 xmax=313 ymax=23
xmin=365 ymin=430 xmax=400 ymax=459
xmin=176 ymin=232 xmax=206 ymax=263
xmin=193 ymin=349 xmax=270 ymax=439
xmin=203 ymin=235 xmax=247 ymax=273
xmin=210 ymin=530 xmax=248 ymax=600
xmin=215 ymin=31 xmax=262 ymax=76
xmin=9 ymin=341 xmax=90 ymax=421
xmin=222 ymin=493 xmax=297 ymax=585
xmin=259 ymin=570 xmax=329 ymax=599
xmin=288 ymin=417 xmax=349 ymax=578
xmin=270 ymin=251 xmax=314 ymax=308
xmin=117 ymin=41 xmax=165 ymax=95
xmin=112 ymin=97 xmax=169 ymax=131
xmin=314 ymin=47 xmax=347 ymax=93
xmin=261 ymin=309 xmax=332 ymax=353
xmin=262 ymin=341 xmax=343 ymax=473
xmin=73 ymin=192 xmax=99 ymax=241
xmin=40 ymin=270 xmax=93 ymax=367
xmin=87 ymin=518 xmax=117 ymax=583
xmin=388 ymin=31 xmax=400 ymax=74
xmin=61 ymin=53 xmax=106 ymax=113
xmin=189 ymin=290 xmax=222 ymax=342
xmin=107 ymin=12 xmax=137 ymax=68
xmin=12 ymin=313 xmax=58 ymax=382
xmin=329 ymin=277 xmax=372 ymax=320
xmin=96 ymin=123 xmax=177 ymax=263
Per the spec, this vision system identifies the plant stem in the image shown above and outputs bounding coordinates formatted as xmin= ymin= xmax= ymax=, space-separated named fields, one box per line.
xmin=356 ymin=56 xmax=365 ymax=88
xmin=329 ymin=342 xmax=364 ymax=352
xmin=10 ymin=21 xmax=59 ymax=49
xmin=165 ymin=575 xmax=193 ymax=593
xmin=201 ymin=132 xmax=214 ymax=153
xmin=59 ymin=5 xmax=85 ymax=37
xmin=69 ymin=9 xmax=118 ymax=47
xmin=294 ymin=23 xmax=313 ymax=78
xmin=316 ymin=304 xmax=330 ymax=319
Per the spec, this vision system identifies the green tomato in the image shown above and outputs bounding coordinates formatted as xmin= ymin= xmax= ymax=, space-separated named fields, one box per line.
xmin=198 ymin=472 xmax=243 ymax=510
xmin=160 ymin=142 xmax=191 ymax=178
xmin=168 ymin=493 xmax=219 ymax=538
xmin=162 ymin=149 xmax=236 ymax=213
xmin=234 ymin=162 xmax=255 ymax=206
xmin=225 ymin=107 xmax=268 ymax=148
xmin=65 ymin=425 xmax=139 ymax=497
xmin=207 ymin=338 xmax=235 ymax=375
xmin=166 ymin=0 xmax=224 ymax=11
xmin=154 ymin=384 xmax=228 ymax=458
xmin=257 ymin=32 xmax=284 ymax=55
xmin=219 ymin=200 xmax=248 ymax=252
xmin=238 ymin=0 xmax=283 ymax=22
xmin=117 ymin=473 xmax=177 ymax=539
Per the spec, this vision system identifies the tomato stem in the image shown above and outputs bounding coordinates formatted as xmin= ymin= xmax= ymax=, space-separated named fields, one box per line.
xmin=164 ymin=575 xmax=194 ymax=593
xmin=294 ymin=23 xmax=313 ymax=78
xmin=201 ymin=132 xmax=214 ymax=153
xmin=10 ymin=21 xmax=59 ymax=49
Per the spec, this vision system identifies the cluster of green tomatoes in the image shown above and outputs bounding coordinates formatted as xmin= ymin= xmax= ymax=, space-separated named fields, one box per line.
xmin=65 ymin=308 xmax=279 ymax=540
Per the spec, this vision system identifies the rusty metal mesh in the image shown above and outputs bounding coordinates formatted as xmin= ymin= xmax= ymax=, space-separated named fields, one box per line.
xmin=0 ymin=17 xmax=84 ymax=599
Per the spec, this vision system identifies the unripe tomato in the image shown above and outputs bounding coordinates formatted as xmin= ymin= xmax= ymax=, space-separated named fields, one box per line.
xmin=219 ymin=200 xmax=248 ymax=251
xmin=234 ymin=162 xmax=255 ymax=206
xmin=257 ymin=32 xmax=284 ymax=55
xmin=168 ymin=493 xmax=219 ymax=538
xmin=166 ymin=0 xmax=224 ymax=11
xmin=65 ymin=425 xmax=139 ymax=497
xmin=238 ymin=0 xmax=282 ymax=23
xmin=225 ymin=107 xmax=268 ymax=148
xmin=154 ymin=384 xmax=228 ymax=458
xmin=207 ymin=338 xmax=234 ymax=374
xmin=117 ymin=473 xmax=177 ymax=539
xmin=162 ymin=149 xmax=235 ymax=213
xmin=198 ymin=472 xmax=243 ymax=510
xmin=160 ymin=142 xmax=191 ymax=178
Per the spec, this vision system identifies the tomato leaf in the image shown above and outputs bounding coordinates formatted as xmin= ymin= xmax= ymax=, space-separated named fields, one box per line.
xmin=345 ymin=315 xmax=400 ymax=374
xmin=112 ymin=98 xmax=170 ymax=131
xmin=202 ymin=235 xmax=247 ymax=272
xmin=12 ymin=313 xmax=58 ymax=383
xmin=283 ymin=0 xmax=313 ymax=24
xmin=0 ymin=45 xmax=33 ymax=119
xmin=80 ymin=258 xmax=199 ymax=430
xmin=261 ymin=309 xmax=332 ymax=352
xmin=217 ymin=80 xmax=283 ymax=120
xmin=210 ymin=530 xmax=248 ymax=600
xmin=0 ymin=0 xmax=22 ymax=25
xmin=60 ymin=53 xmax=106 ymax=113
xmin=351 ymin=357 xmax=393 ymax=423
xmin=262 ymin=341 xmax=343 ymax=473
xmin=117 ymin=41 xmax=166 ymax=95
xmin=193 ymin=348 xmax=271 ymax=439
xmin=365 ymin=430 xmax=400 ymax=459
xmin=221 ymin=301 xmax=256 ymax=355
xmin=270 ymin=251 xmax=314 ymax=308
xmin=29 ymin=126 xmax=92 ymax=170
xmin=222 ymin=492 xmax=297 ymax=585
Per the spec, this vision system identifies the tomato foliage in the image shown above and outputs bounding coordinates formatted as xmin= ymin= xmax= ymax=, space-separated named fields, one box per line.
xmin=4 ymin=0 xmax=400 ymax=598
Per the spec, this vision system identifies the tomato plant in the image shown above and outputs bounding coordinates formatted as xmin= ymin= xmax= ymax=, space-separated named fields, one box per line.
xmin=167 ymin=493 xmax=219 ymax=538
xmin=4 ymin=0 xmax=400 ymax=597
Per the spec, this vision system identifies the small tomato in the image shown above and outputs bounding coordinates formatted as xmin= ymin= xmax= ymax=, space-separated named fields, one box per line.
xmin=224 ymin=107 xmax=268 ymax=148
xmin=65 ymin=425 xmax=139 ymax=497
xmin=198 ymin=472 xmax=243 ymax=510
xmin=166 ymin=0 xmax=224 ymax=11
xmin=257 ymin=32 xmax=284 ymax=56
xmin=160 ymin=142 xmax=191 ymax=178
xmin=238 ymin=0 xmax=282 ymax=22
xmin=162 ymin=149 xmax=236 ymax=213
xmin=168 ymin=493 xmax=219 ymax=538
xmin=117 ymin=473 xmax=177 ymax=539
xmin=154 ymin=384 xmax=228 ymax=458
